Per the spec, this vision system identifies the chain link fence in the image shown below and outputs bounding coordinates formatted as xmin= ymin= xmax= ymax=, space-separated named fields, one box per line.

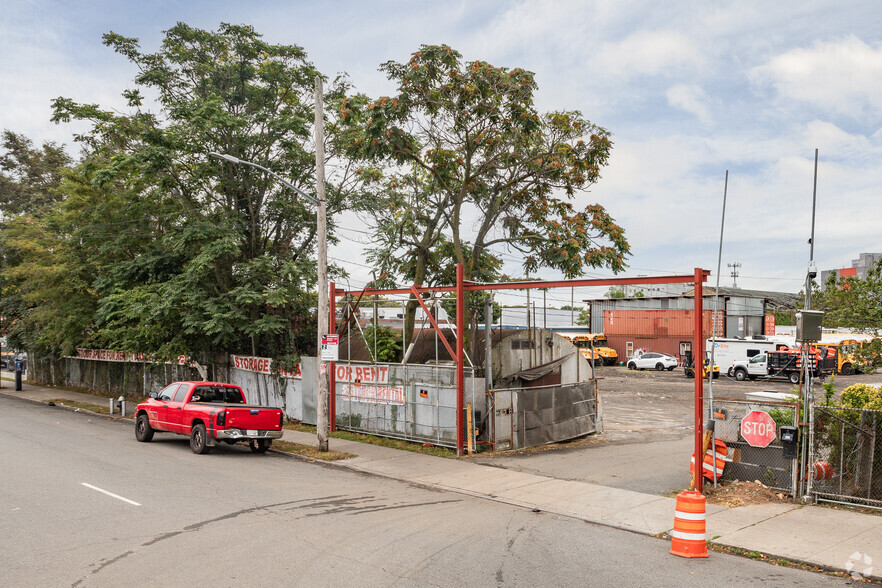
xmin=810 ymin=405 xmax=882 ymax=508
xmin=333 ymin=361 xmax=481 ymax=449
xmin=708 ymin=398 xmax=798 ymax=494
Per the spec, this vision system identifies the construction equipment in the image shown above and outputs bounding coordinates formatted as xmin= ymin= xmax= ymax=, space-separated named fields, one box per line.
xmin=683 ymin=349 xmax=720 ymax=379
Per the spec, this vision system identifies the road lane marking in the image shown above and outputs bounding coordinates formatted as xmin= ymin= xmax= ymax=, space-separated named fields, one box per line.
xmin=81 ymin=483 xmax=141 ymax=506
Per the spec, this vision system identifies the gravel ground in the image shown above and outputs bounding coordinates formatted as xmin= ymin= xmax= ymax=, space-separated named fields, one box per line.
xmin=472 ymin=366 xmax=882 ymax=495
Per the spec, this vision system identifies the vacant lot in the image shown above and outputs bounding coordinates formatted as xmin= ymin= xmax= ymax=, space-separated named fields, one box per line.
xmin=473 ymin=367 xmax=882 ymax=495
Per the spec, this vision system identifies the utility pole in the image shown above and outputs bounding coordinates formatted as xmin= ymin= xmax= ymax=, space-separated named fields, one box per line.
xmin=727 ymin=262 xmax=741 ymax=288
xmin=315 ymin=76 xmax=330 ymax=452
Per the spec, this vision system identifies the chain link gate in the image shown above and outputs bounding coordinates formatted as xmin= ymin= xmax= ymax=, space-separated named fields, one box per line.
xmin=810 ymin=405 xmax=882 ymax=509
xmin=709 ymin=398 xmax=798 ymax=494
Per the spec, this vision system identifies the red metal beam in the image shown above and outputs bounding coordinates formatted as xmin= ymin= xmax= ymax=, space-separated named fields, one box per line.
xmin=409 ymin=286 xmax=457 ymax=361
xmin=456 ymin=263 xmax=464 ymax=457
xmin=693 ymin=267 xmax=705 ymax=495
xmin=336 ymin=273 xmax=702 ymax=297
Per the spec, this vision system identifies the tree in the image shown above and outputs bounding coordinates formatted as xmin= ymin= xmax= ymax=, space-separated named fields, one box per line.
xmin=341 ymin=45 xmax=629 ymax=339
xmin=36 ymin=23 xmax=355 ymax=360
xmin=0 ymin=131 xmax=72 ymax=216
xmin=814 ymin=262 xmax=882 ymax=334
xmin=0 ymin=132 xmax=74 ymax=351
xmin=576 ymin=308 xmax=591 ymax=326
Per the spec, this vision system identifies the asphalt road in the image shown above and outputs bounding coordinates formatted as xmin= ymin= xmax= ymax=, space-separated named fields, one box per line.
xmin=0 ymin=395 xmax=856 ymax=587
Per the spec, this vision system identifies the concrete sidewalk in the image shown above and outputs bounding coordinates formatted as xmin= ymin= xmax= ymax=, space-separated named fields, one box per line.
xmin=4 ymin=379 xmax=880 ymax=582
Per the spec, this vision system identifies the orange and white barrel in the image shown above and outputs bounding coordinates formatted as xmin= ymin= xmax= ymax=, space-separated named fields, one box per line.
xmin=670 ymin=490 xmax=708 ymax=558
xmin=812 ymin=461 xmax=834 ymax=481
xmin=690 ymin=438 xmax=727 ymax=481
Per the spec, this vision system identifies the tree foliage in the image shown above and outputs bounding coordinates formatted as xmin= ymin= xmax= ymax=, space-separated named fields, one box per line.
xmin=342 ymin=44 xmax=628 ymax=282
xmin=340 ymin=44 xmax=629 ymax=342
xmin=814 ymin=261 xmax=882 ymax=334
xmin=3 ymin=23 xmax=356 ymax=359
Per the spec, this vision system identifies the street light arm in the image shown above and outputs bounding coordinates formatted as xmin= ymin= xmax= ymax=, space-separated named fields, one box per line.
xmin=209 ymin=152 xmax=319 ymax=206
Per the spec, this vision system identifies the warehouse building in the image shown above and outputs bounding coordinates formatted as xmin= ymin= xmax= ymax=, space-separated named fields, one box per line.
xmin=584 ymin=287 xmax=798 ymax=361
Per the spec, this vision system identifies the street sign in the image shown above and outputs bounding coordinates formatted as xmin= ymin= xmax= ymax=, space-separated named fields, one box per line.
xmin=740 ymin=410 xmax=776 ymax=448
xmin=321 ymin=334 xmax=339 ymax=361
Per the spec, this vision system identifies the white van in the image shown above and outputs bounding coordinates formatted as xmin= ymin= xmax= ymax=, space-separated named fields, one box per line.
xmin=706 ymin=337 xmax=789 ymax=374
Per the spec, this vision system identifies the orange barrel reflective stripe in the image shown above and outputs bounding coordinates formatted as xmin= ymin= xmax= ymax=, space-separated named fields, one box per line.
xmin=690 ymin=438 xmax=727 ymax=481
xmin=670 ymin=490 xmax=708 ymax=558
xmin=812 ymin=461 xmax=833 ymax=481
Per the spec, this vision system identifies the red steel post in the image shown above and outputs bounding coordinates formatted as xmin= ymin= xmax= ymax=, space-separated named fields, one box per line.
xmin=693 ymin=268 xmax=705 ymax=495
xmin=329 ymin=281 xmax=336 ymax=432
xmin=456 ymin=263 xmax=464 ymax=457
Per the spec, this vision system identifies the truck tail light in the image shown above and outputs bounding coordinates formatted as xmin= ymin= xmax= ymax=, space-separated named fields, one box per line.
xmin=279 ymin=411 xmax=284 ymax=428
xmin=217 ymin=411 xmax=226 ymax=426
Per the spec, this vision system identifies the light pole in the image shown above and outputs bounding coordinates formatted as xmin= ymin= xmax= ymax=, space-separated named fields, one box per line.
xmin=210 ymin=126 xmax=330 ymax=452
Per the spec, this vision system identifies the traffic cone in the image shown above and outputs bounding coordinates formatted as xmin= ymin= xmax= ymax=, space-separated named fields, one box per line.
xmin=670 ymin=490 xmax=708 ymax=558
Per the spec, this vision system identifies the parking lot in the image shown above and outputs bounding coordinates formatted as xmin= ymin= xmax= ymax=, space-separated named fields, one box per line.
xmin=474 ymin=365 xmax=882 ymax=495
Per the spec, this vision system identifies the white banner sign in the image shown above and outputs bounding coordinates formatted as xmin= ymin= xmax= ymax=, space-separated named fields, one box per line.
xmin=231 ymin=355 xmax=302 ymax=379
xmin=74 ymin=348 xmax=190 ymax=365
xmin=334 ymin=364 xmax=402 ymax=405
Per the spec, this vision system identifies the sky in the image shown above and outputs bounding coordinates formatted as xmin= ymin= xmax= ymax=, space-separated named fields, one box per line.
xmin=3 ymin=0 xmax=881 ymax=309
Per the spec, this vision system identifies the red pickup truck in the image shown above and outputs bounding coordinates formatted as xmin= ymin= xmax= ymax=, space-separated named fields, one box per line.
xmin=134 ymin=381 xmax=283 ymax=454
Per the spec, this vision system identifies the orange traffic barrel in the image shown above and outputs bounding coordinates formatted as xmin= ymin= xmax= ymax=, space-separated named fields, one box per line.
xmin=812 ymin=462 xmax=833 ymax=481
xmin=690 ymin=438 xmax=727 ymax=481
xmin=670 ymin=490 xmax=708 ymax=558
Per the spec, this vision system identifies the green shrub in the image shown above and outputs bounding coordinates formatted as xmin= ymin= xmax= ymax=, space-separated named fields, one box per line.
xmin=840 ymin=383 xmax=878 ymax=408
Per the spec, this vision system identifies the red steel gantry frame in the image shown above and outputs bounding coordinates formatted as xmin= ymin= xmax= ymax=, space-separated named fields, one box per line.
xmin=329 ymin=265 xmax=709 ymax=490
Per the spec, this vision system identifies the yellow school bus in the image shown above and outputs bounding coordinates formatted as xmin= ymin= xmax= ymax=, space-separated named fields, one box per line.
xmin=569 ymin=334 xmax=618 ymax=366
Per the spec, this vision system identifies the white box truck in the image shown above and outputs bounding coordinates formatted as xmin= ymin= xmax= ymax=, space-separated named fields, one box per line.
xmin=706 ymin=337 xmax=790 ymax=376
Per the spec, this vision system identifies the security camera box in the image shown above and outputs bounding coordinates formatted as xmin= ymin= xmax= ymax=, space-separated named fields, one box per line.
xmin=796 ymin=310 xmax=824 ymax=342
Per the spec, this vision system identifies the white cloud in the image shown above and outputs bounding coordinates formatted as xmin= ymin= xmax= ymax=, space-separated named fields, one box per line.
xmin=595 ymin=30 xmax=703 ymax=79
xmin=666 ymin=84 xmax=711 ymax=124
xmin=750 ymin=36 xmax=882 ymax=120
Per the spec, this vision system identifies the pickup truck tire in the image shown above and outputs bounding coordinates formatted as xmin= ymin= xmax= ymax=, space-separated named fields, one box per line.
xmin=733 ymin=369 xmax=747 ymax=381
xmin=135 ymin=414 xmax=154 ymax=442
xmin=249 ymin=439 xmax=272 ymax=453
xmin=789 ymin=372 xmax=800 ymax=384
xmin=190 ymin=423 xmax=211 ymax=454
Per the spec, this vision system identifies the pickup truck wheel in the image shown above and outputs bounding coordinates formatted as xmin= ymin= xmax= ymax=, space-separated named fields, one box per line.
xmin=789 ymin=372 xmax=800 ymax=384
xmin=135 ymin=414 xmax=154 ymax=442
xmin=249 ymin=439 xmax=271 ymax=453
xmin=190 ymin=423 xmax=211 ymax=454
xmin=734 ymin=369 xmax=747 ymax=381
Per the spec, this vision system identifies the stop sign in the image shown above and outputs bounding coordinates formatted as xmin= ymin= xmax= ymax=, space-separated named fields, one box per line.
xmin=741 ymin=410 xmax=777 ymax=447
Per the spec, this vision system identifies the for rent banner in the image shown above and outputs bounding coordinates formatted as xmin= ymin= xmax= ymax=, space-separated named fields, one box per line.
xmin=334 ymin=363 xmax=404 ymax=405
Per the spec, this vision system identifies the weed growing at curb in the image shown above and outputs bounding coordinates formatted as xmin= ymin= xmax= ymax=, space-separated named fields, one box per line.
xmin=284 ymin=422 xmax=456 ymax=458
xmin=272 ymin=440 xmax=355 ymax=461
